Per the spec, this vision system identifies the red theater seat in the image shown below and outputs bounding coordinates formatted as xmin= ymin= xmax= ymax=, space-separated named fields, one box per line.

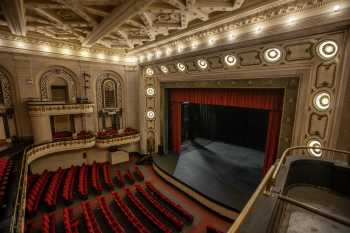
xmin=124 ymin=169 xmax=135 ymax=183
xmin=145 ymin=181 xmax=193 ymax=222
xmin=91 ymin=161 xmax=103 ymax=194
xmin=78 ymin=164 xmax=88 ymax=199
xmin=62 ymin=166 xmax=78 ymax=203
xmin=41 ymin=213 xmax=56 ymax=233
xmin=112 ymin=191 xmax=150 ymax=233
xmin=135 ymin=184 xmax=183 ymax=230
xmin=97 ymin=196 xmax=125 ymax=233
xmin=81 ymin=201 xmax=103 ymax=233
xmin=44 ymin=168 xmax=65 ymax=209
xmin=125 ymin=188 xmax=172 ymax=233
xmin=114 ymin=170 xmax=125 ymax=187
xmin=102 ymin=162 xmax=114 ymax=190
xmin=63 ymin=208 xmax=79 ymax=233
xmin=0 ymin=159 xmax=12 ymax=205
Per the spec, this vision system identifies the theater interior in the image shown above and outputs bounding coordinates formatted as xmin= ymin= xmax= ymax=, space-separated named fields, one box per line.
xmin=0 ymin=0 xmax=350 ymax=233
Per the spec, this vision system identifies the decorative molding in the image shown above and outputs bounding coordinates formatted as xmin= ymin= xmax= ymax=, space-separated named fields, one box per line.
xmin=95 ymin=133 xmax=140 ymax=149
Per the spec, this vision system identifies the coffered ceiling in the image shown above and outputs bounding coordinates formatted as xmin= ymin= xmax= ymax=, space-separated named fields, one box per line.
xmin=0 ymin=0 xmax=251 ymax=51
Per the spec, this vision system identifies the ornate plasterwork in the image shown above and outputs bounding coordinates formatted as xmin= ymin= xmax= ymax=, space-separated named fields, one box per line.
xmin=0 ymin=66 xmax=13 ymax=107
xmin=132 ymin=0 xmax=342 ymax=58
xmin=95 ymin=71 xmax=123 ymax=113
xmin=39 ymin=66 xmax=78 ymax=101
xmin=141 ymin=30 xmax=346 ymax=159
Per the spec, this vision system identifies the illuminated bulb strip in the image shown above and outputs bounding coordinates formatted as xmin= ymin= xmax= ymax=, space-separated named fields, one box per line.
xmin=146 ymin=67 xmax=154 ymax=76
xmin=313 ymin=92 xmax=331 ymax=111
xmin=264 ymin=48 xmax=282 ymax=63
xmin=146 ymin=87 xmax=155 ymax=96
xmin=317 ymin=40 xmax=338 ymax=60
xmin=146 ymin=110 xmax=155 ymax=119
xmin=224 ymin=55 xmax=237 ymax=66
xmin=160 ymin=65 xmax=168 ymax=73
xmin=177 ymin=63 xmax=186 ymax=72
xmin=307 ymin=139 xmax=322 ymax=157
xmin=197 ymin=59 xmax=208 ymax=69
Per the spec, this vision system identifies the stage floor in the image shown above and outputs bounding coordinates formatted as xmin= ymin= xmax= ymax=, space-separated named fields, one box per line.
xmin=154 ymin=138 xmax=264 ymax=211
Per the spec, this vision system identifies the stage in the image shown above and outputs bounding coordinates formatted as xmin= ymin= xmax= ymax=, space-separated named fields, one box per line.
xmin=153 ymin=138 xmax=264 ymax=212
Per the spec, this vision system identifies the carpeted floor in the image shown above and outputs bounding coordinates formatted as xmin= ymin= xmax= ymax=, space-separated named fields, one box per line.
xmin=26 ymin=155 xmax=232 ymax=233
xmin=154 ymin=138 xmax=264 ymax=211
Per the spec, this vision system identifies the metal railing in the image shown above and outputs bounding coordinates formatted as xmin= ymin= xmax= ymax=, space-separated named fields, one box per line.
xmin=227 ymin=146 xmax=350 ymax=233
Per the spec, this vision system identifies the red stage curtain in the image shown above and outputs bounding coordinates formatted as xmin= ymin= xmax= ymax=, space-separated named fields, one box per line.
xmin=171 ymin=101 xmax=182 ymax=154
xmin=263 ymin=110 xmax=282 ymax=174
xmin=170 ymin=88 xmax=283 ymax=174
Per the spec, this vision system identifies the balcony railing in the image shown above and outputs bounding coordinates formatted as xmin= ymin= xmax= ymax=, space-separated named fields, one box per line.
xmin=96 ymin=133 xmax=141 ymax=148
xmin=27 ymin=102 xmax=94 ymax=116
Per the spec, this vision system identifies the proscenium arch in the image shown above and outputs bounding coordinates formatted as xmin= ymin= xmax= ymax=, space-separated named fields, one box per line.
xmin=95 ymin=70 xmax=125 ymax=130
xmin=38 ymin=66 xmax=79 ymax=101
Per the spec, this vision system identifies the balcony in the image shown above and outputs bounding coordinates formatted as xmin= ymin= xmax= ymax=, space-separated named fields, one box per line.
xmin=95 ymin=128 xmax=140 ymax=148
xmin=26 ymin=136 xmax=95 ymax=163
xmin=27 ymin=100 xmax=94 ymax=116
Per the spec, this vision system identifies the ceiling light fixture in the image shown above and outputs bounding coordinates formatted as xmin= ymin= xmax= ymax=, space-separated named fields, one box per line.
xmin=197 ymin=59 xmax=208 ymax=69
xmin=333 ymin=4 xmax=341 ymax=12
xmin=224 ymin=55 xmax=237 ymax=66
xmin=160 ymin=65 xmax=169 ymax=73
xmin=264 ymin=48 xmax=282 ymax=63
xmin=313 ymin=91 xmax=331 ymax=111
xmin=307 ymin=139 xmax=322 ymax=157
xmin=317 ymin=40 xmax=338 ymax=60
xmin=145 ymin=67 xmax=154 ymax=76
xmin=177 ymin=62 xmax=186 ymax=72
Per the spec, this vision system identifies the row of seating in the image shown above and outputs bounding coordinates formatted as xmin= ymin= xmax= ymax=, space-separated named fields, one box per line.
xmin=125 ymin=188 xmax=172 ymax=233
xmin=134 ymin=166 xmax=144 ymax=180
xmin=135 ymin=184 xmax=184 ymax=230
xmin=124 ymin=169 xmax=135 ymax=183
xmin=44 ymin=168 xmax=65 ymax=208
xmin=62 ymin=166 xmax=78 ymax=203
xmin=97 ymin=196 xmax=126 ymax=233
xmin=101 ymin=163 xmax=114 ymax=190
xmin=112 ymin=191 xmax=150 ymax=233
xmin=41 ymin=213 xmax=56 ymax=233
xmin=92 ymin=162 xmax=103 ymax=194
xmin=114 ymin=170 xmax=125 ymax=187
xmin=0 ymin=159 xmax=12 ymax=205
xmin=81 ymin=201 xmax=102 ymax=233
xmin=63 ymin=207 xmax=79 ymax=233
xmin=207 ymin=226 xmax=225 ymax=233
xmin=146 ymin=181 xmax=194 ymax=222
xmin=78 ymin=164 xmax=88 ymax=198
xmin=26 ymin=170 xmax=51 ymax=215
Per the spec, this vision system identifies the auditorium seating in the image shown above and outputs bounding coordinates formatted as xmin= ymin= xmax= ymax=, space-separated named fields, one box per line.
xmin=133 ymin=166 xmax=144 ymax=180
xmin=78 ymin=164 xmax=88 ymax=199
xmin=101 ymin=162 xmax=114 ymax=190
xmin=125 ymin=188 xmax=172 ymax=233
xmin=26 ymin=170 xmax=51 ymax=216
xmin=145 ymin=181 xmax=194 ymax=222
xmin=97 ymin=196 xmax=125 ymax=233
xmin=135 ymin=184 xmax=184 ymax=230
xmin=41 ymin=213 xmax=56 ymax=233
xmin=207 ymin=226 xmax=225 ymax=233
xmin=81 ymin=201 xmax=102 ymax=233
xmin=112 ymin=191 xmax=150 ymax=233
xmin=63 ymin=207 xmax=79 ymax=233
xmin=62 ymin=166 xmax=78 ymax=203
xmin=0 ymin=159 xmax=12 ymax=205
xmin=114 ymin=169 xmax=125 ymax=187
xmin=44 ymin=168 xmax=65 ymax=209
xmin=92 ymin=161 xmax=103 ymax=194
xmin=124 ymin=169 xmax=135 ymax=183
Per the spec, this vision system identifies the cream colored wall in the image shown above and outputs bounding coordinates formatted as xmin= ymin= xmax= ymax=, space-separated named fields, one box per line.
xmin=29 ymin=147 xmax=109 ymax=174
xmin=0 ymin=52 xmax=140 ymax=138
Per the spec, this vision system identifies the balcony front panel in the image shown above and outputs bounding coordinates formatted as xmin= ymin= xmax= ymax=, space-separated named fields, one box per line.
xmin=28 ymin=103 xmax=94 ymax=116
xmin=96 ymin=133 xmax=141 ymax=149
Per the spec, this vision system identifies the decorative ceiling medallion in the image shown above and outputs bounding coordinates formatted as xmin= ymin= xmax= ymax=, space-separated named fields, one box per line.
xmin=313 ymin=91 xmax=331 ymax=111
xmin=146 ymin=87 xmax=155 ymax=96
xmin=177 ymin=63 xmax=186 ymax=72
xmin=146 ymin=110 xmax=155 ymax=119
xmin=307 ymin=139 xmax=322 ymax=157
xmin=197 ymin=59 xmax=208 ymax=69
xmin=145 ymin=67 xmax=154 ymax=76
xmin=160 ymin=65 xmax=169 ymax=73
xmin=224 ymin=55 xmax=237 ymax=66
xmin=317 ymin=40 xmax=338 ymax=60
xmin=263 ymin=48 xmax=282 ymax=63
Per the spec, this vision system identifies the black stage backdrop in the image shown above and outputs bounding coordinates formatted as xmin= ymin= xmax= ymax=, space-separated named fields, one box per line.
xmin=182 ymin=103 xmax=269 ymax=151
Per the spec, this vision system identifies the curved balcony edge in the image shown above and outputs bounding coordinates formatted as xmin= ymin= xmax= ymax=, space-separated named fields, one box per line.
xmin=26 ymin=136 xmax=96 ymax=164
xmin=28 ymin=103 xmax=94 ymax=116
xmin=95 ymin=133 xmax=141 ymax=149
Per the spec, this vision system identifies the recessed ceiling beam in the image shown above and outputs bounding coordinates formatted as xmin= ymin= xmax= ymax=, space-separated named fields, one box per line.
xmin=82 ymin=0 xmax=155 ymax=47
xmin=0 ymin=0 xmax=27 ymax=36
